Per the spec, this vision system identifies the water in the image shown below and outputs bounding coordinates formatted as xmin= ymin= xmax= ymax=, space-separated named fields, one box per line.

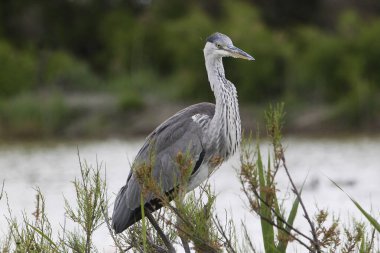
xmin=0 ymin=137 xmax=379 ymax=252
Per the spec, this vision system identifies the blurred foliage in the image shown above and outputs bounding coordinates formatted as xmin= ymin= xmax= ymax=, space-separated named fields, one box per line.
xmin=0 ymin=93 xmax=69 ymax=138
xmin=44 ymin=50 xmax=101 ymax=90
xmin=109 ymin=70 xmax=162 ymax=111
xmin=0 ymin=40 xmax=37 ymax=97
xmin=0 ymin=0 xmax=379 ymax=136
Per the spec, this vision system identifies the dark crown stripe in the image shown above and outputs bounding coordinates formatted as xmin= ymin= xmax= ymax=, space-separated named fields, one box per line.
xmin=206 ymin=32 xmax=223 ymax=43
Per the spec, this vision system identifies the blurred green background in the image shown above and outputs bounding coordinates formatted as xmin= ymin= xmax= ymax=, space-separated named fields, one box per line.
xmin=0 ymin=0 xmax=380 ymax=139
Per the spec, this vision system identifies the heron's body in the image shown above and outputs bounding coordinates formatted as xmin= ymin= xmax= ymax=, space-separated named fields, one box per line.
xmin=112 ymin=33 xmax=254 ymax=233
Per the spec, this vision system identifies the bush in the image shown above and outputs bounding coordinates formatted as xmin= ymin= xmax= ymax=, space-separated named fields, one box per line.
xmin=0 ymin=93 xmax=70 ymax=137
xmin=118 ymin=90 xmax=145 ymax=112
xmin=286 ymin=27 xmax=348 ymax=103
xmin=98 ymin=9 xmax=141 ymax=75
xmin=44 ymin=51 xmax=101 ymax=91
xmin=353 ymin=16 xmax=380 ymax=87
xmin=330 ymin=80 xmax=378 ymax=128
xmin=150 ymin=5 xmax=214 ymax=101
xmin=221 ymin=0 xmax=289 ymax=103
xmin=0 ymin=40 xmax=37 ymax=97
xmin=108 ymin=74 xmax=148 ymax=112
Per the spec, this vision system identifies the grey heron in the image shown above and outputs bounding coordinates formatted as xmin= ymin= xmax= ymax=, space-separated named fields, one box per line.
xmin=112 ymin=32 xmax=254 ymax=233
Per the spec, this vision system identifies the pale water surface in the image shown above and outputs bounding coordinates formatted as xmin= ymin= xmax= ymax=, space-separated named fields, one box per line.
xmin=0 ymin=137 xmax=379 ymax=252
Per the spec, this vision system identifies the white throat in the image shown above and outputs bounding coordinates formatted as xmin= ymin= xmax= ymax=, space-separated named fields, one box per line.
xmin=204 ymin=50 xmax=241 ymax=158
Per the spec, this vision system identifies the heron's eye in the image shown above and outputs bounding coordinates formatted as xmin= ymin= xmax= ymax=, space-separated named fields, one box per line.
xmin=216 ymin=43 xmax=222 ymax=49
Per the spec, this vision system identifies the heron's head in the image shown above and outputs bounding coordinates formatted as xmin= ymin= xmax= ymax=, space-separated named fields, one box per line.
xmin=204 ymin=32 xmax=254 ymax=61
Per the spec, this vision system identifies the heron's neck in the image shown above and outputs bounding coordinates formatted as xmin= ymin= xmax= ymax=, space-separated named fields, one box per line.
xmin=205 ymin=56 xmax=241 ymax=157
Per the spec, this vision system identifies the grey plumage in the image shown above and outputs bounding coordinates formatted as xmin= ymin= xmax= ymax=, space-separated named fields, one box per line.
xmin=112 ymin=32 xmax=254 ymax=233
xmin=207 ymin=32 xmax=232 ymax=44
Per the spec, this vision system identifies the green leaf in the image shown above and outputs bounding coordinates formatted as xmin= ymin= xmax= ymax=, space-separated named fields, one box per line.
xmin=271 ymin=150 xmax=284 ymax=233
xmin=26 ymin=223 xmax=59 ymax=252
xmin=352 ymin=199 xmax=380 ymax=233
xmin=273 ymin=189 xmax=284 ymax=232
xmin=266 ymin=151 xmax=272 ymax=187
xmin=359 ymin=234 xmax=366 ymax=253
xmin=329 ymin=177 xmax=380 ymax=233
xmin=257 ymin=147 xmax=276 ymax=252
xmin=276 ymin=178 xmax=305 ymax=252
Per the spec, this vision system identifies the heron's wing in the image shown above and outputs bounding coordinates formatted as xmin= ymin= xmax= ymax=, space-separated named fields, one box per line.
xmin=112 ymin=102 xmax=215 ymax=233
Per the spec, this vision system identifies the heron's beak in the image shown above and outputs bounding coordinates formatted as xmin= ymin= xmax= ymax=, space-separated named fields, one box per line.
xmin=225 ymin=45 xmax=255 ymax=61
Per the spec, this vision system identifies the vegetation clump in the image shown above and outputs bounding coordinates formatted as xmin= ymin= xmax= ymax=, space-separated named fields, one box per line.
xmin=0 ymin=104 xmax=379 ymax=252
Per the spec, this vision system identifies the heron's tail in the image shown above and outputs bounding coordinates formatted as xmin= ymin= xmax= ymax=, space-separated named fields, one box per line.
xmin=112 ymin=186 xmax=135 ymax=233
xmin=112 ymin=183 xmax=171 ymax=233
